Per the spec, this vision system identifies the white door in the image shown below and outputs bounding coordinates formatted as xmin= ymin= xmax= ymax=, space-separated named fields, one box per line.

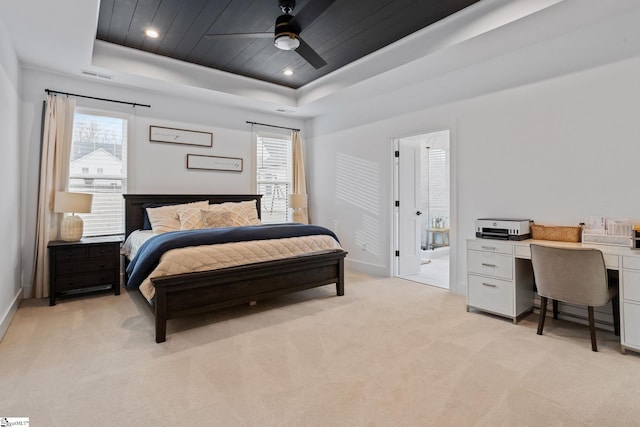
xmin=397 ymin=138 xmax=422 ymax=276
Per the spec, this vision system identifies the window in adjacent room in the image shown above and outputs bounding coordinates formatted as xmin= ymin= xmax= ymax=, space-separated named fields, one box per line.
xmin=256 ymin=132 xmax=292 ymax=223
xmin=68 ymin=110 xmax=128 ymax=236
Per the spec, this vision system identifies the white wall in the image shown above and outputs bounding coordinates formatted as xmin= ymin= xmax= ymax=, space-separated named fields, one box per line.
xmin=0 ymin=18 xmax=22 ymax=339
xmin=19 ymin=68 xmax=304 ymax=297
xmin=308 ymin=28 xmax=640 ymax=295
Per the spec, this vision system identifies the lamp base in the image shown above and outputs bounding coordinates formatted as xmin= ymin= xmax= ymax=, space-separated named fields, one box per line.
xmin=292 ymin=209 xmax=308 ymax=224
xmin=60 ymin=214 xmax=84 ymax=241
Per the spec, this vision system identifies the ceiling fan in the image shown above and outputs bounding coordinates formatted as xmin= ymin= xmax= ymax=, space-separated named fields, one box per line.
xmin=204 ymin=0 xmax=336 ymax=69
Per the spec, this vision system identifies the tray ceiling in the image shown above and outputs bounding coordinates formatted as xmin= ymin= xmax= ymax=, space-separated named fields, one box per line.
xmin=96 ymin=0 xmax=481 ymax=89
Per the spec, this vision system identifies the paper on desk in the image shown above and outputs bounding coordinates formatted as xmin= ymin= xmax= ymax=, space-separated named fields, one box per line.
xmin=588 ymin=216 xmax=606 ymax=234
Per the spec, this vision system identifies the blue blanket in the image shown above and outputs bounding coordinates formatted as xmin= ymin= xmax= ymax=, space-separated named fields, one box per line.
xmin=126 ymin=223 xmax=339 ymax=288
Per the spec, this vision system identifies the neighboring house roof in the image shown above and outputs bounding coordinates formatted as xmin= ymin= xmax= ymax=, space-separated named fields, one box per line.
xmin=71 ymin=148 xmax=121 ymax=165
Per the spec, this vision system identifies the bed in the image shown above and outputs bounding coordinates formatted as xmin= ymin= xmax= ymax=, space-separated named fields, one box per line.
xmin=123 ymin=194 xmax=347 ymax=343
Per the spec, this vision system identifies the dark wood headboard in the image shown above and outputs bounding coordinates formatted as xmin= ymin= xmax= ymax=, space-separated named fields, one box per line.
xmin=123 ymin=194 xmax=263 ymax=237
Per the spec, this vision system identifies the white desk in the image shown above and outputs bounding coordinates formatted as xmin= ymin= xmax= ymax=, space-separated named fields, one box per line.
xmin=466 ymin=238 xmax=640 ymax=354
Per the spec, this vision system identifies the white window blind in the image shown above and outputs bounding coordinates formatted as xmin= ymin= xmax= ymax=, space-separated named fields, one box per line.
xmin=256 ymin=133 xmax=292 ymax=223
xmin=427 ymin=148 xmax=449 ymax=227
xmin=68 ymin=111 xmax=128 ymax=236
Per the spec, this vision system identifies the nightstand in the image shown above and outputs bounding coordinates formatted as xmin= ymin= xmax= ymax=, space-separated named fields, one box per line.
xmin=48 ymin=235 xmax=123 ymax=306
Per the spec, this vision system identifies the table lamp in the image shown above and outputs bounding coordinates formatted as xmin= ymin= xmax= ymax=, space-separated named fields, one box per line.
xmin=54 ymin=191 xmax=93 ymax=241
xmin=289 ymin=193 xmax=308 ymax=224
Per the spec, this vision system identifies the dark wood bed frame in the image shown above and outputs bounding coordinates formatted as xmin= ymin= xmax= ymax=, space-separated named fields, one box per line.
xmin=123 ymin=194 xmax=347 ymax=343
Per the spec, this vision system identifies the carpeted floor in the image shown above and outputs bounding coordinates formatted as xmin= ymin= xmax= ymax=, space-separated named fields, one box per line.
xmin=1 ymin=270 xmax=639 ymax=426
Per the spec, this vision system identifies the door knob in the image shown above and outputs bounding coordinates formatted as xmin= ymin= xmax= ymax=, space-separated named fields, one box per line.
xmin=416 ymin=211 xmax=422 ymax=216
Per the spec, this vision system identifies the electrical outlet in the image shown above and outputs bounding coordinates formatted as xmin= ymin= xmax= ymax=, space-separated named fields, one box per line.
xmin=361 ymin=242 xmax=367 ymax=251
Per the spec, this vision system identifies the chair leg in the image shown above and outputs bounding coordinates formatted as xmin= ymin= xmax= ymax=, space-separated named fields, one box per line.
xmin=552 ymin=299 xmax=559 ymax=319
xmin=538 ymin=296 xmax=547 ymax=335
xmin=612 ymin=296 xmax=620 ymax=337
xmin=588 ymin=306 xmax=597 ymax=352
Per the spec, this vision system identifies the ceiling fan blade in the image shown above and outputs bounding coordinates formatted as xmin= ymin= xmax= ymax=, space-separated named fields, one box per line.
xmin=289 ymin=0 xmax=337 ymax=30
xmin=204 ymin=32 xmax=272 ymax=40
xmin=296 ymin=37 xmax=327 ymax=69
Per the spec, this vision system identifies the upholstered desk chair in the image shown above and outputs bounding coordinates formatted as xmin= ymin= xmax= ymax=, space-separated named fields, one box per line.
xmin=530 ymin=244 xmax=620 ymax=352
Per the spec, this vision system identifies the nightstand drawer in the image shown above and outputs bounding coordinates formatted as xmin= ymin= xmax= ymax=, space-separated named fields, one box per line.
xmin=55 ymin=247 xmax=88 ymax=260
xmin=88 ymin=244 xmax=118 ymax=258
xmin=55 ymin=258 xmax=116 ymax=274
xmin=55 ymin=271 xmax=116 ymax=291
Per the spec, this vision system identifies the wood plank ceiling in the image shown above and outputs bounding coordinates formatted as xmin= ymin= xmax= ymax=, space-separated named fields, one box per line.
xmin=96 ymin=0 xmax=481 ymax=89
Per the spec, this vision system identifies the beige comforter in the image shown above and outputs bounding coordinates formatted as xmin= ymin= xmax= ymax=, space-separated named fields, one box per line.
xmin=139 ymin=234 xmax=342 ymax=300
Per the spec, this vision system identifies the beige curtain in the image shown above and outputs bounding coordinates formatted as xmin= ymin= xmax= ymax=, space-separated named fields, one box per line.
xmin=32 ymin=95 xmax=76 ymax=298
xmin=291 ymin=130 xmax=309 ymax=224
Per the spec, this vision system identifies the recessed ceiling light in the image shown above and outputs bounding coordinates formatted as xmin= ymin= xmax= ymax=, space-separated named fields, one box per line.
xmin=145 ymin=29 xmax=159 ymax=38
xmin=283 ymin=69 xmax=294 ymax=76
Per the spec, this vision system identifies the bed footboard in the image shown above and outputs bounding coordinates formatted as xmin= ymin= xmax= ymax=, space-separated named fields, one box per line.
xmin=150 ymin=250 xmax=346 ymax=343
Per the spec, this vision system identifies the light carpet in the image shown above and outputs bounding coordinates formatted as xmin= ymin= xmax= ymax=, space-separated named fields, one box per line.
xmin=1 ymin=270 xmax=640 ymax=426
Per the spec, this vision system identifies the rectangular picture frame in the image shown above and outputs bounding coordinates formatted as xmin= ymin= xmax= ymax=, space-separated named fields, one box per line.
xmin=186 ymin=154 xmax=243 ymax=172
xmin=150 ymin=125 xmax=213 ymax=147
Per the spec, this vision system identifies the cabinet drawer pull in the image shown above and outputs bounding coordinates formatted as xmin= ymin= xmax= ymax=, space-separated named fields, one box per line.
xmin=482 ymin=282 xmax=497 ymax=288
xmin=481 ymin=246 xmax=496 ymax=251
xmin=481 ymin=263 xmax=497 ymax=268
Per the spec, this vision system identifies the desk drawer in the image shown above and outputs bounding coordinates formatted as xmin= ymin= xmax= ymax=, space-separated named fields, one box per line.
xmin=467 ymin=240 xmax=513 ymax=255
xmin=623 ymin=302 xmax=640 ymax=348
xmin=623 ymin=270 xmax=640 ymax=303
xmin=603 ymin=254 xmax=619 ymax=269
xmin=623 ymin=256 xmax=640 ymax=271
xmin=467 ymin=250 xmax=513 ymax=280
xmin=468 ymin=274 xmax=514 ymax=316
xmin=514 ymin=245 xmax=531 ymax=259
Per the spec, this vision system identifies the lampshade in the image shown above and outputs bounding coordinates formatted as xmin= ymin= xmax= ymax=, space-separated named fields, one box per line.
xmin=274 ymin=34 xmax=300 ymax=51
xmin=54 ymin=191 xmax=93 ymax=214
xmin=54 ymin=192 xmax=93 ymax=242
xmin=289 ymin=193 xmax=307 ymax=209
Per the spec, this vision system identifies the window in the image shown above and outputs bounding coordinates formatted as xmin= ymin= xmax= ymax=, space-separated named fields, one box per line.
xmin=256 ymin=133 xmax=292 ymax=223
xmin=68 ymin=111 xmax=128 ymax=237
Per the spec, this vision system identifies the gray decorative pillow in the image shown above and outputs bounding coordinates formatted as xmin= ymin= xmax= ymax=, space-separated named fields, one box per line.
xmin=201 ymin=209 xmax=234 ymax=228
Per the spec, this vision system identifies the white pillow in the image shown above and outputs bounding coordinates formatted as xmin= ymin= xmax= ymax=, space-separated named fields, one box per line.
xmin=146 ymin=201 xmax=209 ymax=234
xmin=207 ymin=200 xmax=261 ymax=227
xmin=177 ymin=206 xmax=206 ymax=230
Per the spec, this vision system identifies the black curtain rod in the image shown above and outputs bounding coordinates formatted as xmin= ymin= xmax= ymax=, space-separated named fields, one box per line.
xmin=246 ymin=121 xmax=300 ymax=132
xmin=45 ymin=89 xmax=151 ymax=108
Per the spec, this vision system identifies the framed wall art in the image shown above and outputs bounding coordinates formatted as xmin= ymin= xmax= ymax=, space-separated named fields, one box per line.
xmin=186 ymin=154 xmax=243 ymax=172
xmin=149 ymin=125 xmax=213 ymax=147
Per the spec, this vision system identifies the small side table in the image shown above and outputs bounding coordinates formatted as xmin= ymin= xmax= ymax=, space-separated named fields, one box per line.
xmin=427 ymin=228 xmax=450 ymax=249
xmin=48 ymin=235 xmax=122 ymax=306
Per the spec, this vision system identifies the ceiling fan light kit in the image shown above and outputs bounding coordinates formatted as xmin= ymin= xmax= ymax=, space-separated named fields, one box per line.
xmin=204 ymin=0 xmax=336 ymax=69
xmin=274 ymin=34 xmax=300 ymax=50
xmin=274 ymin=12 xmax=300 ymax=50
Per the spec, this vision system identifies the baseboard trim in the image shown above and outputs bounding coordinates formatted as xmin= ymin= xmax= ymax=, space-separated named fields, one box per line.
xmin=0 ymin=287 xmax=23 ymax=343
xmin=345 ymin=259 xmax=387 ymax=277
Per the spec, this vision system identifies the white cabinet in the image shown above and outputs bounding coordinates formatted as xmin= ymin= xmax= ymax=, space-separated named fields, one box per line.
xmin=468 ymin=238 xmax=640 ymax=355
xmin=621 ymin=258 xmax=640 ymax=354
xmin=467 ymin=240 xmax=534 ymax=323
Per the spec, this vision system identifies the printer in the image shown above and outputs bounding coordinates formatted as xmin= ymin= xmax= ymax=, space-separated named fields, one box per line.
xmin=476 ymin=218 xmax=532 ymax=240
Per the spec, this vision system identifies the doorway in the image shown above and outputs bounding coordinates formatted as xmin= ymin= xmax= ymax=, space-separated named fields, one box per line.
xmin=394 ymin=130 xmax=450 ymax=289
